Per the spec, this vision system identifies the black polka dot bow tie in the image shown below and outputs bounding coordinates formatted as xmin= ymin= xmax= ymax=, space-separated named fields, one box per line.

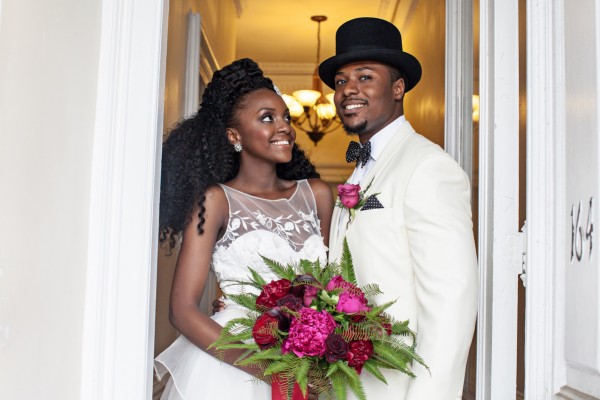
xmin=345 ymin=140 xmax=372 ymax=167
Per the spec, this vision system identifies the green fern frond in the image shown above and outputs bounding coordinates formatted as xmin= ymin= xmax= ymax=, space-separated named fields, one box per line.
xmin=263 ymin=360 xmax=291 ymax=376
xmin=247 ymin=267 xmax=267 ymax=286
xmin=236 ymin=347 xmax=285 ymax=366
xmin=209 ymin=317 xmax=254 ymax=349
xmin=295 ymin=358 xmax=311 ymax=394
xmin=362 ymin=359 xmax=387 ymax=384
xmin=360 ymin=283 xmax=383 ymax=300
xmin=298 ymin=259 xmax=317 ymax=276
xmin=366 ymin=299 xmax=397 ymax=317
xmin=330 ymin=371 xmax=348 ymax=400
xmin=260 ymin=255 xmax=297 ymax=281
xmin=325 ymin=362 xmax=339 ymax=377
xmin=340 ymin=239 xmax=357 ymax=284
xmin=226 ymin=293 xmax=259 ymax=311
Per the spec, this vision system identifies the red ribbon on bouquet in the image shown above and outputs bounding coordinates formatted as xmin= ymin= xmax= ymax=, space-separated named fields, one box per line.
xmin=271 ymin=374 xmax=307 ymax=400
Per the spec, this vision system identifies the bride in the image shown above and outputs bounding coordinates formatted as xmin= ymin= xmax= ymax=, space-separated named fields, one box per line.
xmin=155 ymin=58 xmax=333 ymax=399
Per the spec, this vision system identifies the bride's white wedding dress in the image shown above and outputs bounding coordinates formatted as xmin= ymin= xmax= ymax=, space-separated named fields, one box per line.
xmin=155 ymin=179 xmax=328 ymax=399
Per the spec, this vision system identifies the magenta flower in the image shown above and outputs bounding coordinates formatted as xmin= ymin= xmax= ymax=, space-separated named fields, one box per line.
xmin=337 ymin=184 xmax=361 ymax=209
xmin=303 ymin=285 xmax=319 ymax=307
xmin=281 ymin=308 xmax=337 ymax=357
xmin=337 ymin=291 xmax=370 ymax=313
xmin=326 ymin=275 xmax=370 ymax=314
xmin=326 ymin=275 xmax=349 ymax=291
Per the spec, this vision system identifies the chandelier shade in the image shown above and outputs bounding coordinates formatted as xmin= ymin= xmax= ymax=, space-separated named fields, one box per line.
xmin=283 ymin=16 xmax=341 ymax=145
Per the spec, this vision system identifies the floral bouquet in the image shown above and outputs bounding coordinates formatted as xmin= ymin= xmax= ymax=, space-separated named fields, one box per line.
xmin=209 ymin=241 xmax=426 ymax=400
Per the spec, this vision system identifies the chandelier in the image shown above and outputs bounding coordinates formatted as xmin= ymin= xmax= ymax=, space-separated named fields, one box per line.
xmin=283 ymin=16 xmax=340 ymax=145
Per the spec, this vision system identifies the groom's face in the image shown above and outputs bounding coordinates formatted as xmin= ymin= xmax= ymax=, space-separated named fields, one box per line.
xmin=333 ymin=61 xmax=405 ymax=143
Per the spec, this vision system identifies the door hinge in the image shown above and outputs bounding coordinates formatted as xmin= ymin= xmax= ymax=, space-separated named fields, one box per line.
xmin=519 ymin=222 xmax=527 ymax=287
xmin=505 ymin=221 xmax=527 ymax=287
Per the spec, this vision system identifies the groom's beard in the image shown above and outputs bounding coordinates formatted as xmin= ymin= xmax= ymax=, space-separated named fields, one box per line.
xmin=343 ymin=120 xmax=368 ymax=136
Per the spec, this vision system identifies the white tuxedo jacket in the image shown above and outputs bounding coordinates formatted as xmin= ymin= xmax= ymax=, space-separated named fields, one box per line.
xmin=329 ymin=122 xmax=478 ymax=400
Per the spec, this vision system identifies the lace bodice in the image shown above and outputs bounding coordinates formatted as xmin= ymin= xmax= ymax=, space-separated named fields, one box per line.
xmin=212 ymin=180 xmax=327 ymax=300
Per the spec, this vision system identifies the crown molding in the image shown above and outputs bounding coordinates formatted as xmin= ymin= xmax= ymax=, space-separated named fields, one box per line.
xmin=260 ymin=62 xmax=316 ymax=76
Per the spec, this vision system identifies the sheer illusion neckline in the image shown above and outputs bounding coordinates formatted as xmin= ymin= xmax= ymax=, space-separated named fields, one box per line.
xmin=220 ymin=181 xmax=300 ymax=202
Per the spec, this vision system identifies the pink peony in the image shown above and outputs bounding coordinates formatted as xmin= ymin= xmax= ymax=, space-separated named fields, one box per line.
xmin=337 ymin=184 xmax=361 ymax=208
xmin=326 ymin=275 xmax=370 ymax=314
xmin=326 ymin=275 xmax=350 ymax=291
xmin=281 ymin=308 xmax=337 ymax=357
xmin=336 ymin=291 xmax=370 ymax=313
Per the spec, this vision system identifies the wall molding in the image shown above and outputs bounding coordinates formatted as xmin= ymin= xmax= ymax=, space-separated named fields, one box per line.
xmin=199 ymin=26 xmax=220 ymax=88
xmin=184 ymin=12 xmax=201 ymax=118
xmin=556 ymin=387 xmax=600 ymax=400
xmin=80 ymin=0 xmax=168 ymax=398
xmin=444 ymin=0 xmax=473 ymax=180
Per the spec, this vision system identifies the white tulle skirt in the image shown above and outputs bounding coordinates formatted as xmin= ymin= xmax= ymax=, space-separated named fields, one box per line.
xmin=154 ymin=307 xmax=271 ymax=399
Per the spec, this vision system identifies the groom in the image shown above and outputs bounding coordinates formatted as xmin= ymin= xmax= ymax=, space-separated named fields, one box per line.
xmin=320 ymin=18 xmax=478 ymax=399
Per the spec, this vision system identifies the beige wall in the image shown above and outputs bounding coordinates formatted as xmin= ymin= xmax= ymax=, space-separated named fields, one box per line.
xmin=155 ymin=0 xmax=239 ymax=356
xmin=0 ymin=0 xmax=102 ymax=398
xmin=399 ymin=0 xmax=446 ymax=147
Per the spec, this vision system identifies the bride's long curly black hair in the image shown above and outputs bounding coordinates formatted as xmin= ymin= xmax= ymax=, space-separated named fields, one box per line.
xmin=159 ymin=58 xmax=319 ymax=248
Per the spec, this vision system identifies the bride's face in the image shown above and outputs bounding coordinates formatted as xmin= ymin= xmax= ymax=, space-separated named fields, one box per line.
xmin=230 ymin=88 xmax=296 ymax=164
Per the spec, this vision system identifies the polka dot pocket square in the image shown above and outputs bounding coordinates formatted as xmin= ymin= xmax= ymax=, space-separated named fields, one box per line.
xmin=361 ymin=195 xmax=384 ymax=211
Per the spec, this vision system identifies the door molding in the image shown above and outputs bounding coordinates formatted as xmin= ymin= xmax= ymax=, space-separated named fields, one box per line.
xmin=80 ymin=0 xmax=168 ymax=398
xmin=524 ymin=0 xmax=566 ymax=398
xmin=477 ymin=1 xmax=521 ymax=399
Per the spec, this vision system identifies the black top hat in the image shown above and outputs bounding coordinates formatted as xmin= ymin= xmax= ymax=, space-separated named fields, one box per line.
xmin=318 ymin=17 xmax=422 ymax=92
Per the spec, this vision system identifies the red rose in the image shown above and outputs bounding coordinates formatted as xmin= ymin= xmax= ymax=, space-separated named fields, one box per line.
xmin=290 ymin=274 xmax=320 ymax=306
xmin=382 ymin=322 xmax=393 ymax=336
xmin=337 ymin=183 xmax=361 ymax=208
xmin=276 ymin=294 xmax=303 ymax=312
xmin=256 ymin=279 xmax=292 ymax=309
xmin=346 ymin=340 xmax=374 ymax=374
xmin=252 ymin=312 xmax=280 ymax=349
xmin=324 ymin=333 xmax=348 ymax=363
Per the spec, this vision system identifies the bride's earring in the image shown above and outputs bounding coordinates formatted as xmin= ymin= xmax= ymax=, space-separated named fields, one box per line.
xmin=233 ymin=142 xmax=243 ymax=152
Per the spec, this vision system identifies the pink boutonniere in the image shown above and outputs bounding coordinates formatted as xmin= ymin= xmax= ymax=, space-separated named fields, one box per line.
xmin=336 ymin=180 xmax=377 ymax=223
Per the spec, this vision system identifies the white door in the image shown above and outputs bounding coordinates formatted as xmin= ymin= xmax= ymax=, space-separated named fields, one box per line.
xmin=525 ymin=0 xmax=600 ymax=398
xmin=476 ymin=1 xmax=523 ymax=399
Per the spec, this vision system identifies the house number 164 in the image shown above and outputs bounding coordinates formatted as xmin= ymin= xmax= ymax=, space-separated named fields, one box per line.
xmin=571 ymin=197 xmax=594 ymax=262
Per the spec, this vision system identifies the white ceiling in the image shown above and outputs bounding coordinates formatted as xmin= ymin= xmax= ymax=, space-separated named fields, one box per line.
xmin=233 ymin=0 xmax=405 ymax=94
xmin=235 ymin=0 xmax=399 ymax=65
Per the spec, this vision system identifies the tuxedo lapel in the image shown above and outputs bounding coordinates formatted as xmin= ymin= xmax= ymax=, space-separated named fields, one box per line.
xmin=360 ymin=122 xmax=415 ymax=187
xmin=329 ymin=122 xmax=415 ymax=262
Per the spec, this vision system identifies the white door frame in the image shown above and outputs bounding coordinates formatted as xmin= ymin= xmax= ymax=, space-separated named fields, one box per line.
xmin=80 ymin=0 xmax=169 ymax=398
xmin=524 ymin=0 xmax=566 ymax=398
xmin=477 ymin=0 xmax=522 ymax=399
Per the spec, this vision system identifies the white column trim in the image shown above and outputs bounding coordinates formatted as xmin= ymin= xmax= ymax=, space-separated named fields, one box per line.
xmin=525 ymin=0 xmax=566 ymax=398
xmin=184 ymin=12 xmax=201 ymax=118
xmin=477 ymin=1 xmax=521 ymax=399
xmin=476 ymin=0 xmax=494 ymax=395
xmin=80 ymin=0 xmax=168 ymax=398
xmin=444 ymin=0 xmax=474 ymax=179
